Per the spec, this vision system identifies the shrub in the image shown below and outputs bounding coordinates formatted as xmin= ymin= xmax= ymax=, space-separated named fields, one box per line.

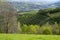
xmin=53 ymin=22 xmax=59 ymax=34
xmin=27 ymin=25 xmax=39 ymax=34
xmin=41 ymin=23 xmax=52 ymax=34
xmin=21 ymin=25 xmax=39 ymax=34
xmin=21 ymin=24 xmax=28 ymax=33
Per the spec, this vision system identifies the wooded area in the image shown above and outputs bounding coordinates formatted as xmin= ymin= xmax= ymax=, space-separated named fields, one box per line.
xmin=18 ymin=7 xmax=60 ymax=35
xmin=0 ymin=2 xmax=60 ymax=35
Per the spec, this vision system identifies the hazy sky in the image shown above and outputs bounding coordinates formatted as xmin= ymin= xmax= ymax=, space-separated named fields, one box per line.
xmin=10 ymin=0 xmax=60 ymax=2
xmin=7 ymin=0 xmax=60 ymax=3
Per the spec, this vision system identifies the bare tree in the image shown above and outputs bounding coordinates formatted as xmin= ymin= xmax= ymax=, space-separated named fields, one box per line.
xmin=0 ymin=2 xmax=20 ymax=33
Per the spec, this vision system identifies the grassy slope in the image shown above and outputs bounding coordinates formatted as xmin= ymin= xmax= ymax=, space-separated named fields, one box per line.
xmin=0 ymin=34 xmax=60 ymax=40
xmin=49 ymin=12 xmax=60 ymax=18
xmin=18 ymin=10 xmax=38 ymax=15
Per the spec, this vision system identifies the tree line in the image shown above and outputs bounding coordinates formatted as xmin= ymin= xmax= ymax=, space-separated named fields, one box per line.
xmin=18 ymin=7 xmax=60 ymax=34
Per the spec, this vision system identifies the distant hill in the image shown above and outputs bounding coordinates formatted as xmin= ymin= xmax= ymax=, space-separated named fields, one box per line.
xmin=53 ymin=2 xmax=60 ymax=6
xmin=48 ymin=2 xmax=60 ymax=8
xmin=8 ymin=1 xmax=60 ymax=12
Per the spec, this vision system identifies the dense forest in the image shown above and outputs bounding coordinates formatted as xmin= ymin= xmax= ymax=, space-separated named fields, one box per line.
xmin=0 ymin=2 xmax=60 ymax=35
xmin=18 ymin=7 xmax=60 ymax=35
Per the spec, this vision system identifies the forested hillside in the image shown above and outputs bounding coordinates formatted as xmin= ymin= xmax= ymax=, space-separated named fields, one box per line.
xmin=0 ymin=0 xmax=60 ymax=40
xmin=0 ymin=1 xmax=60 ymax=35
xmin=18 ymin=7 xmax=60 ymax=34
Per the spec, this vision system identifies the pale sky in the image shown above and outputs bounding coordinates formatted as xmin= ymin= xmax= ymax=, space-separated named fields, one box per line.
xmin=9 ymin=0 xmax=60 ymax=2
xmin=7 ymin=0 xmax=60 ymax=3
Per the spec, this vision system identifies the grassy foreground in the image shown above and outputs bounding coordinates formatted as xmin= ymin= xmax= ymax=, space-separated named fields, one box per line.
xmin=0 ymin=34 xmax=60 ymax=40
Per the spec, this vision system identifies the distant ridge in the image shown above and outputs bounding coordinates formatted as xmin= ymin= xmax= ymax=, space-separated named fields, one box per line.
xmin=7 ymin=1 xmax=60 ymax=12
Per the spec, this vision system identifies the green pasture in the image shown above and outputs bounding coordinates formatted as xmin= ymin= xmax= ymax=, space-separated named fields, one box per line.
xmin=0 ymin=34 xmax=60 ymax=40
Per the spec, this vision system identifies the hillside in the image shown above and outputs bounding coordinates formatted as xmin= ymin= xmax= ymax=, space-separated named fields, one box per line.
xmin=8 ymin=1 xmax=60 ymax=12
xmin=17 ymin=7 xmax=60 ymax=34
xmin=48 ymin=2 xmax=60 ymax=8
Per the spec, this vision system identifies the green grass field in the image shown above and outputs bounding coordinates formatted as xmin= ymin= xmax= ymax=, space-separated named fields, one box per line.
xmin=0 ymin=34 xmax=60 ymax=40
xmin=18 ymin=10 xmax=38 ymax=15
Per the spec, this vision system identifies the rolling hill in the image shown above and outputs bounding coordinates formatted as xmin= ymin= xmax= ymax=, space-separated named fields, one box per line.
xmin=7 ymin=1 xmax=60 ymax=12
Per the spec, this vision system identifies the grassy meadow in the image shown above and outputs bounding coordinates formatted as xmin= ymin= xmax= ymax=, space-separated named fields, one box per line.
xmin=0 ymin=34 xmax=60 ymax=40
